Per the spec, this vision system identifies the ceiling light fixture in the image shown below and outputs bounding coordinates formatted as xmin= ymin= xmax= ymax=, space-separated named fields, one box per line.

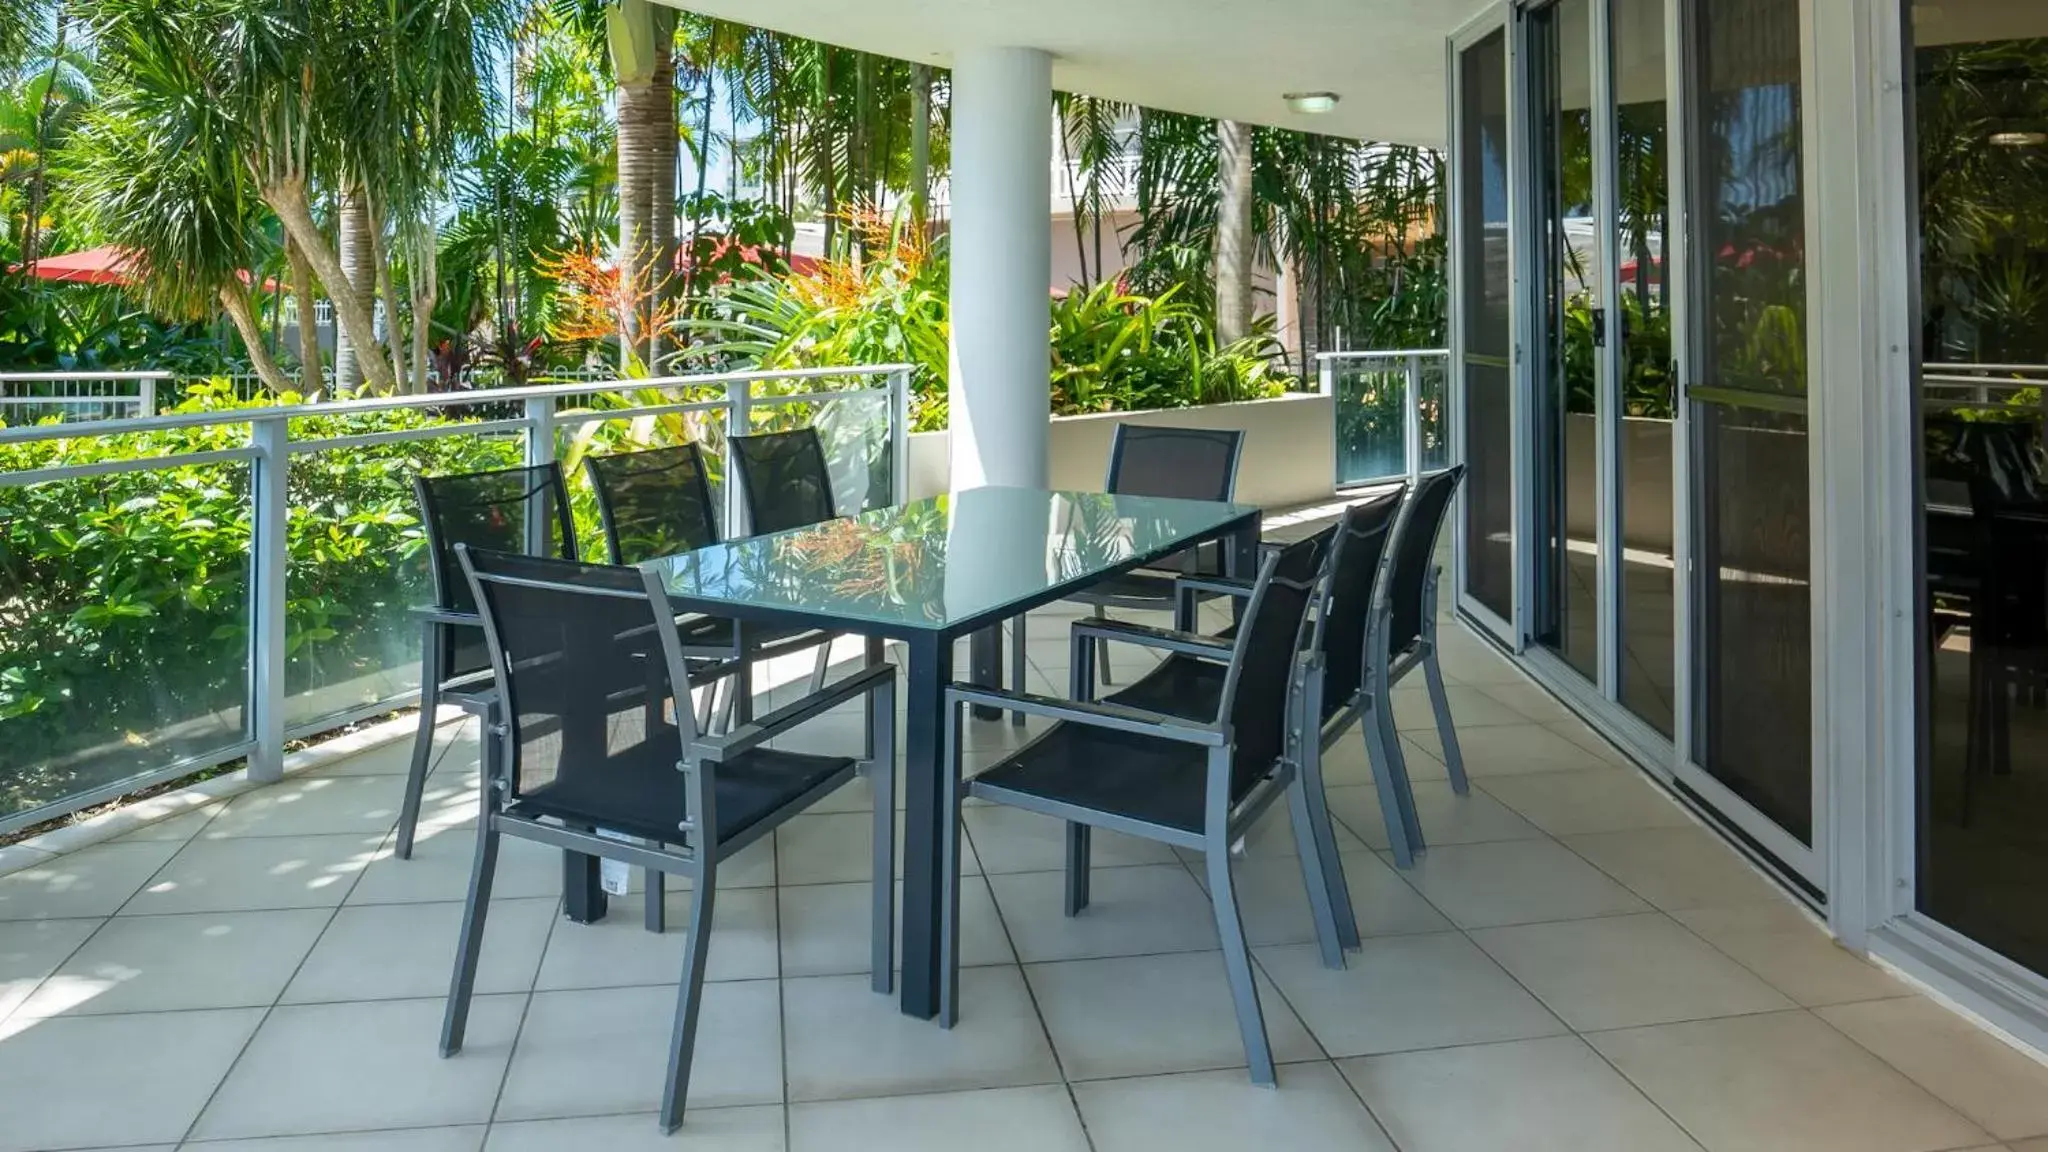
xmin=1284 ymin=91 xmax=1341 ymax=115
xmin=1989 ymin=130 xmax=2048 ymax=148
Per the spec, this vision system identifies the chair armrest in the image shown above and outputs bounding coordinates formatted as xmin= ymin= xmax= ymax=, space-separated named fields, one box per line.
xmin=944 ymin=684 xmax=1226 ymax=747
xmin=410 ymin=605 xmax=481 ymax=628
xmin=1176 ymin=574 xmax=1255 ymax=601
xmin=1070 ymin=617 xmax=1233 ymax=661
xmin=693 ymin=661 xmax=895 ymax=760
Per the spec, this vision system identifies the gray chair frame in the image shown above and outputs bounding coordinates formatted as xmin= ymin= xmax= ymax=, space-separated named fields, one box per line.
xmin=442 ymin=549 xmax=897 ymax=1134
xmin=933 ymin=548 xmax=1342 ymax=1085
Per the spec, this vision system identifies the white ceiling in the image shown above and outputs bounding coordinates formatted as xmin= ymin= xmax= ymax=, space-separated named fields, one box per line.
xmin=659 ymin=0 xmax=1498 ymax=148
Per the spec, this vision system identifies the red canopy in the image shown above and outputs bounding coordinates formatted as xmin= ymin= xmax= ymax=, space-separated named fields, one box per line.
xmin=15 ymin=244 xmax=140 ymax=286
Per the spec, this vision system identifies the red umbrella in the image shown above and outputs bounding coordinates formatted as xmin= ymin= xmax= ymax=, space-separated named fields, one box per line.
xmin=14 ymin=244 xmax=140 ymax=285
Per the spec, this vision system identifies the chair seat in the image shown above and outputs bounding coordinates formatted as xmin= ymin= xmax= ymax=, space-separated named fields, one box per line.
xmin=511 ymin=744 xmax=856 ymax=848
xmin=1103 ymin=654 xmax=1227 ymax=721
xmin=971 ymin=723 xmax=1231 ymax=836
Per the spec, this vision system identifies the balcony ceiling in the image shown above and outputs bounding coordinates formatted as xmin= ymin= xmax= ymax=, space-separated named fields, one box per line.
xmin=658 ymin=0 xmax=1494 ymax=148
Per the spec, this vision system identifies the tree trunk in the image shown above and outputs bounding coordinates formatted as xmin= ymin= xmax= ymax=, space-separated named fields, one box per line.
xmin=218 ymin=285 xmax=293 ymax=395
xmin=411 ymin=238 xmax=436 ymax=391
xmin=909 ymin=63 xmax=931 ymax=234
xmin=286 ymin=235 xmax=321 ymax=390
xmin=20 ymin=11 xmax=67 ymax=269
xmin=1214 ymin=119 xmax=1256 ymax=345
xmin=265 ymin=179 xmax=395 ymax=394
xmin=647 ymin=23 xmax=678 ymax=369
xmin=365 ymin=213 xmax=410 ymax=393
xmin=617 ymin=77 xmax=654 ymax=367
xmin=334 ymin=186 xmax=378 ymax=392
xmin=677 ymin=56 xmax=718 ymax=322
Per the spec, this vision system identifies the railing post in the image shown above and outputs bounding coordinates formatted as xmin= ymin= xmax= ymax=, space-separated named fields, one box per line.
xmin=1404 ymin=352 xmax=1424 ymax=483
xmin=889 ymin=367 xmax=912 ymax=505
xmin=523 ymin=396 xmax=555 ymax=555
xmin=723 ymin=377 xmax=753 ymax=537
xmin=1317 ymin=356 xmax=1335 ymax=397
xmin=249 ymin=415 xmax=290 ymax=782
xmin=139 ymin=376 xmax=159 ymax=418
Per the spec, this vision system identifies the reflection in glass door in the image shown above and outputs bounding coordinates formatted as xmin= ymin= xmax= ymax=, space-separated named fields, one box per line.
xmin=1527 ymin=0 xmax=1603 ymax=682
xmin=1457 ymin=25 xmax=1517 ymax=629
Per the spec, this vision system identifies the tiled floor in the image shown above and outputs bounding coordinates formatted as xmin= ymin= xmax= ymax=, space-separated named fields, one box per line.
xmin=4 ymin=602 xmax=2048 ymax=1152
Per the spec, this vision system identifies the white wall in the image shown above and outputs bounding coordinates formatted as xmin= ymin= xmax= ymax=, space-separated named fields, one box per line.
xmin=906 ymin=392 xmax=1335 ymax=509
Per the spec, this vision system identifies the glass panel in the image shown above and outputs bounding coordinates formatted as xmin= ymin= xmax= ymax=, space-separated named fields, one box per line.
xmin=0 ymin=456 xmax=252 ymax=824
xmin=646 ymin=489 xmax=1257 ymax=634
xmin=284 ymin=416 xmax=523 ymax=732
xmin=1688 ymin=0 xmax=1813 ymax=842
xmin=1460 ymin=28 xmax=1517 ymax=621
xmin=1419 ymin=354 xmax=1452 ymax=472
xmin=1912 ymin=0 xmax=2048 ymax=982
xmin=1616 ymin=0 xmax=1677 ymax=736
xmin=1530 ymin=0 xmax=1602 ymax=681
xmin=747 ymin=377 xmax=895 ymax=516
xmin=1334 ymin=359 xmax=1411 ymax=483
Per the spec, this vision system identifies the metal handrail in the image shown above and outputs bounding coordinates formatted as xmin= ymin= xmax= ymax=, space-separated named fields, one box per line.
xmin=0 ymin=362 xmax=916 ymax=835
xmin=1319 ymin=348 xmax=1451 ymax=486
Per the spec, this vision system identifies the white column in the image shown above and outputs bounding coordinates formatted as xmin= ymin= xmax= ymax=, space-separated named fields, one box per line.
xmin=948 ymin=46 xmax=1052 ymax=492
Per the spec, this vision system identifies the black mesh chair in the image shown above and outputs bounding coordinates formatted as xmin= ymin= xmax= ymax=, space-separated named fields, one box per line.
xmin=1013 ymin=425 xmax=1247 ymax=708
xmin=1371 ymin=466 xmax=1471 ymax=804
xmin=935 ymin=535 xmax=1340 ymax=1084
xmin=1082 ymin=485 xmax=1411 ymax=958
xmin=727 ymin=428 xmax=844 ymax=698
xmin=398 ymin=463 xmax=577 ymax=862
xmin=585 ymin=443 xmax=836 ymax=721
xmin=443 ymin=546 xmax=896 ymax=1134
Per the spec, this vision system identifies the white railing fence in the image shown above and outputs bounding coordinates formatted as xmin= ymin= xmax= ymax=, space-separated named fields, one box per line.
xmin=0 ymin=364 xmax=913 ymax=835
xmin=1318 ymin=349 xmax=1452 ymax=487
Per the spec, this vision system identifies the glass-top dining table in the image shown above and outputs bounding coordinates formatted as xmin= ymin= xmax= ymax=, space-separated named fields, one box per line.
xmin=642 ymin=485 xmax=1263 ymax=1019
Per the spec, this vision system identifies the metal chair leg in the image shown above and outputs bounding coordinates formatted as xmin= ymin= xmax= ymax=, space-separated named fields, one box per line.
xmin=1064 ymin=824 xmax=1091 ymax=916
xmin=1204 ymin=834 xmax=1275 ymax=1085
xmin=1377 ymin=695 xmax=1427 ymax=854
xmin=939 ymin=696 xmax=966 ymax=1030
xmin=1286 ymin=774 xmax=1347 ymax=969
xmin=1093 ymin=604 xmax=1115 ymax=685
xmin=398 ymin=622 xmax=443 ymax=861
xmin=658 ymin=863 xmax=716 ymax=1134
xmin=440 ymin=707 xmax=501 ymax=1057
xmin=1422 ymin=647 xmax=1469 ymax=795
xmin=644 ymin=870 xmax=666 ymax=933
xmin=868 ymin=675 xmax=897 ymax=995
xmin=1298 ymin=737 xmax=1359 ymax=949
xmin=1010 ymin=615 xmax=1028 ymax=727
xmin=1362 ymin=697 xmax=1422 ymax=868
xmin=808 ymin=638 xmax=833 ymax=695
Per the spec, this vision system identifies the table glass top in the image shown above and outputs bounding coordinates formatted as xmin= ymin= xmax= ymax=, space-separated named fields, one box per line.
xmin=642 ymin=486 xmax=1259 ymax=633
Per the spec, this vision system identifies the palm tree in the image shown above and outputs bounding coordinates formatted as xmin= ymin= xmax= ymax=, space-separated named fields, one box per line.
xmin=1213 ymin=118 xmax=1254 ymax=342
xmin=607 ymin=0 xmax=675 ymax=367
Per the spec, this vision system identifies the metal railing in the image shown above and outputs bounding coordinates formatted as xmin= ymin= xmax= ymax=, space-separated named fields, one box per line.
xmin=1922 ymin=363 xmax=2048 ymax=418
xmin=1318 ymin=349 xmax=1451 ymax=487
xmin=0 ymin=363 xmax=913 ymax=834
xmin=0 ymin=371 xmax=168 ymax=423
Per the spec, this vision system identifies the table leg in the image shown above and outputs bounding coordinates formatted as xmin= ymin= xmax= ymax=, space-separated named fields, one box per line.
xmin=563 ymin=845 xmax=608 ymax=924
xmin=898 ymin=632 xmax=953 ymax=1018
xmin=968 ymin=627 xmax=1003 ymax=720
xmin=1228 ymin=516 xmax=1262 ymax=625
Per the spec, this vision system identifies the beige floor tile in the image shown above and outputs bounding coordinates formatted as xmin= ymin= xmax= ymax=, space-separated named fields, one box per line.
xmin=0 ymin=841 xmax=182 ymax=921
xmin=346 ymin=826 xmax=569 ymax=906
xmin=2012 ymin=1139 xmax=2048 ymax=1152
xmin=778 ymin=875 xmax=1013 ymax=978
xmin=534 ymin=884 xmax=778 ymax=989
xmin=1176 ymin=806 xmax=1369 ymax=863
xmin=1398 ymin=838 xmax=1648 ymax=928
xmin=112 ymin=803 xmax=225 ymax=843
xmin=776 ymin=810 xmax=978 ymax=886
xmin=485 ymin=1107 xmax=785 ymax=1152
xmin=0 ymin=1006 xmax=264 ymax=1152
xmin=123 ymin=833 xmax=381 ymax=915
xmin=1480 ymin=682 xmax=1589 ymax=726
xmin=782 ymin=966 xmax=1059 ymax=1102
xmin=193 ymin=995 xmax=524 ymax=1140
xmin=1408 ymin=722 xmax=1621 ymax=777
xmin=18 ymin=908 xmax=329 ymax=1017
xmin=988 ymin=864 xmax=1219 ymax=963
xmin=202 ymin=774 xmax=408 ymax=839
xmin=789 ymin=1086 xmax=1089 ymax=1152
xmin=284 ymin=897 xmax=556 ymax=1004
xmin=185 ymin=1126 xmax=488 ymax=1151
xmin=1317 ymin=731 xmax=1452 ymax=788
xmin=1478 ymin=769 xmax=1694 ymax=837
xmin=498 ymin=981 xmax=783 ymax=1120
xmin=1256 ymin=933 xmax=1566 ymax=1057
xmin=1564 ymin=826 xmax=1788 ymax=911
xmin=1672 ymin=902 xmax=1907 ymax=1007
xmin=1195 ymin=849 xmax=1451 ymax=945
xmin=1342 ymin=1035 xmax=1703 ymax=1152
xmin=1326 ymin=779 xmax=1543 ymax=852
xmin=1073 ymin=1062 xmax=1397 ymax=1152
xmin=1588 ymin=1010 xmax=1991 ymax=1152
xmin=961 ymin=805 xmax=1178 ymax=874
xmin=1546 ymin=719 xmax=1633 ymax=765
xmin=0 ymin=916 xmax=100 ymax=1020
xmin=1820 ymin=996 xmax=2048 ymax=1141
xmin=1394 ymin=684 xmax=1530 ymax=731
xmin=1026 ymin=950 xmax=1322 ymax=1080
xmin=1473 ymin=913 xmax=1792 ymax=1031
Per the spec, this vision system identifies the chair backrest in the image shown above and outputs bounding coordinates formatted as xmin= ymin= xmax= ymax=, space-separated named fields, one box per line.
xmin=1311 ymin=485 xmax=1409 ymax=707
xmin=730 ymin=427 xmax=837 ymax=536
xmin=1214 ymin=533 xmax=1328 ymax=801
xmin=1381 ymin=466 xmax=1467 ymax=656
xmin=414 ymin=463 xmax=578 ymax=616
xmin=460 ymin=546 xmax=703 ymax=835
xmin=1105 ymin=425 xmax=1246 ymax=503
xmin=584 ymin=443 xmax=722 ymax=565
